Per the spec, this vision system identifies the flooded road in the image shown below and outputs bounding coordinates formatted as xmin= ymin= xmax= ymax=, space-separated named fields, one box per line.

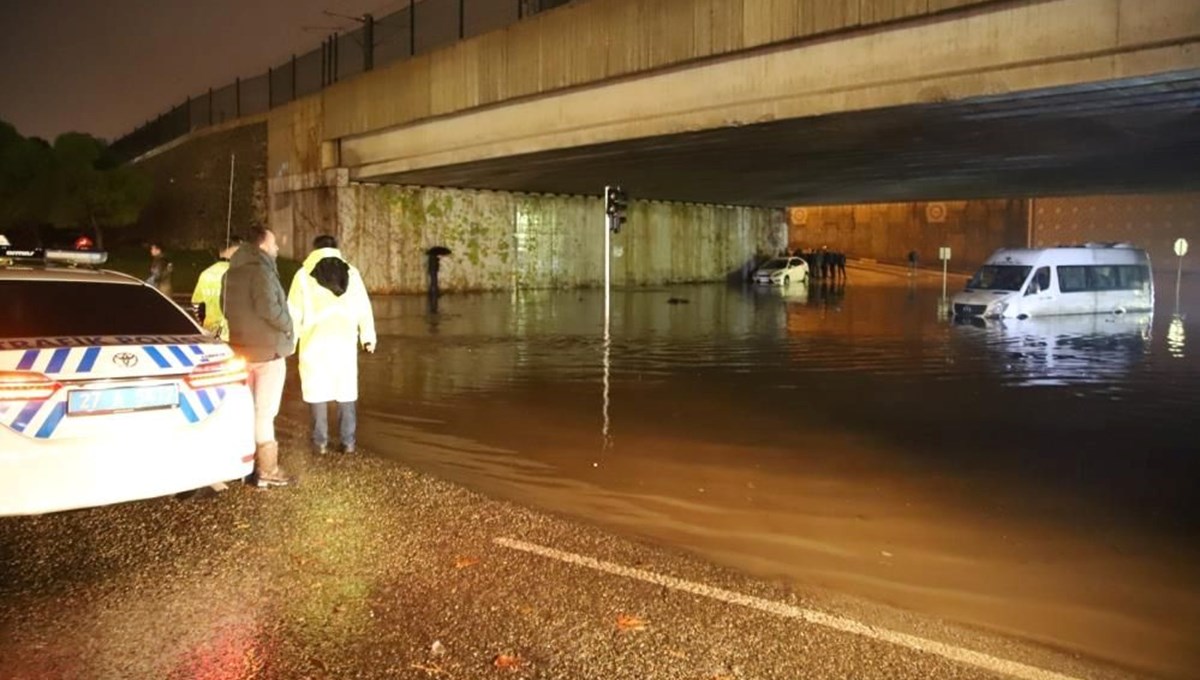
xmin=357 ymin=268 xmax=1200 ymax=678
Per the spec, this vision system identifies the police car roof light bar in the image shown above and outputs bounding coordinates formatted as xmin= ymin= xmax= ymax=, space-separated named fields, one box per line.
xmin=0 ymin=244 xmax=108 ymax=267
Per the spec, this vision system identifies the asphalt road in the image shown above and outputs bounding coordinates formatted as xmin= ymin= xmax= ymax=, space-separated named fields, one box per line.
xmin=0 ymin=413 xmax=1144 ymax=680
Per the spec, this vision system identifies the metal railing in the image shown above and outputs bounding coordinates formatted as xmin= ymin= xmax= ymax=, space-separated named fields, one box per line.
xmin=112 ymin=0 xmax=571 ymax=160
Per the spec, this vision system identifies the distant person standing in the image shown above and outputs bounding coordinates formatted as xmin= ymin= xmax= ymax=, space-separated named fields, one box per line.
xmin=836 ymin=251 xmax=847 ymax=280
xmin=426 ymin=246 xmax=450 ymax=314
xmin=223 ymin=226 xmax=295 ymax=488
xmin=191 ymin=237 xmax=242 ymax=339
xmin=907 ymin=249 xmax=919 ymax=276
xmin=146 ymin=243 xmax=173 ymax=296
xmin=288 ymin=235 xmax=376 ymax=455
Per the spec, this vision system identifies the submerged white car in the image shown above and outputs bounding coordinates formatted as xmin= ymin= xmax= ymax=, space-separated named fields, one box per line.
xmin=753 ymin=256 xmax=809 ymax=286
xmin=0 ymin=247 xmax=254 ymax=515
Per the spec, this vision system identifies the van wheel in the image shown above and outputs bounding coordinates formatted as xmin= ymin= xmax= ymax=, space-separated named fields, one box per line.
xmin=1017 ymin=314 xmax=1029 ymax=320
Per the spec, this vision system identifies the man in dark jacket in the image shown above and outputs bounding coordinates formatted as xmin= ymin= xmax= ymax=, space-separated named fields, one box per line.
xmin=222 ymin=226 xmax=295 ymax=488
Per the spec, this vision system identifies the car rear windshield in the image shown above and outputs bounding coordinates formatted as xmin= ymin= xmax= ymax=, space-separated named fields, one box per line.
xmin=0 ymin=280 xmax=198 ymax=338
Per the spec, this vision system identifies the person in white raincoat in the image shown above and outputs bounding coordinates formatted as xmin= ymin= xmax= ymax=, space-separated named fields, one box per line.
xmin=287 ymin=234 xmax=376 ymax=454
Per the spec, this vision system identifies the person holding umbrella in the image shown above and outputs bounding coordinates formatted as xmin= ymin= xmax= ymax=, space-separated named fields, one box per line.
xmin=426 ymin=245 xmax=450 ymax=313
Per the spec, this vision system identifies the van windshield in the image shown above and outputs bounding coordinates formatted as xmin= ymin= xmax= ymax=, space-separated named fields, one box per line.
xmin=967 ymin=265 xmax=1032 ymax=292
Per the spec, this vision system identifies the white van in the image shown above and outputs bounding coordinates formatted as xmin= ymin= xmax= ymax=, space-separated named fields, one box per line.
xmin=952 ymin=244 xmax=1154 ymax=319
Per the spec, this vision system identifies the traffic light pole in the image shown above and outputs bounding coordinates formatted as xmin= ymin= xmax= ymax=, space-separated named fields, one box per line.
xmin=603 ymin=185 xmax=613 ymax=325
xmin=602 ymin=186 xmax=613 ymax=447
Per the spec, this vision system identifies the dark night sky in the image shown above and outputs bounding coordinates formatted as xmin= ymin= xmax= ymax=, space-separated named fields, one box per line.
xmin=0 ymin=0 xmax=393 ymax=142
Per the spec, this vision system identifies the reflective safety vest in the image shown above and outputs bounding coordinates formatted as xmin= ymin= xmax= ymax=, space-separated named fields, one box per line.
xmin=191 ymin=260 xmax=230 ymax=339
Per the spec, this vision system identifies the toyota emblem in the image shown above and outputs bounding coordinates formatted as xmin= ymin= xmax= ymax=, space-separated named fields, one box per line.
xmin=113 ymin=352 xmax=139 ymax=368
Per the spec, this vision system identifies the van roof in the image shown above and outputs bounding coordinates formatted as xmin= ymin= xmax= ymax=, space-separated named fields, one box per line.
xmin=985 ymin=245 xmax=1150 ymax=266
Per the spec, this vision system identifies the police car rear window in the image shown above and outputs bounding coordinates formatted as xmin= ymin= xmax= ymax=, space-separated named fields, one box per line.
xmin=0 ymin=281 xmax=197 ymax=338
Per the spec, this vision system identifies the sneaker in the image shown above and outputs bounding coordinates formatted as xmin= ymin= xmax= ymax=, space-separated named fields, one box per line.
xmin=313 ymin=443 xmax=330 ymax=455
xmin=342 ymin=444 xmax=356 ymax=455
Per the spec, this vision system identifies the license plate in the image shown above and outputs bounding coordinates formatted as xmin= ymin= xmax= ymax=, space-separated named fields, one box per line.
xmin=68 ymin=384 xmax=179 ymax=415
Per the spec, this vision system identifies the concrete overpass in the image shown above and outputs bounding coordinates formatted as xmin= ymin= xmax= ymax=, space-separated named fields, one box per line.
xmin=290 ymin=0 xmax=1200 ymax=205
xmin=137 ymin=0 xmax=1200 ymax=291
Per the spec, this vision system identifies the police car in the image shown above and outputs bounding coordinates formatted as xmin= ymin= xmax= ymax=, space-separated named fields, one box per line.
xmin=0 ymin=241 xmax=255 ymax=515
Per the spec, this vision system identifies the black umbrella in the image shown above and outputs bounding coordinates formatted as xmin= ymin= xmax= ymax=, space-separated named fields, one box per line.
xmin=426 ymin=246 xmax=451 ymax=257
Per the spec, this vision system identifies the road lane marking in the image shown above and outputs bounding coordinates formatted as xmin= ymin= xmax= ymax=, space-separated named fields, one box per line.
xmin=494 ymin=537 xmax=1081 ymax=680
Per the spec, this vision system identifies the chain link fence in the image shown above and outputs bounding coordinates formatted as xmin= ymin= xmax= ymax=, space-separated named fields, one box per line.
xmin=112 ymin=0 xmax=571 ymax=160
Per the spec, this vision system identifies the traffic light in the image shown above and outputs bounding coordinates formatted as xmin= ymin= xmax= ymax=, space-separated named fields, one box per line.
xmin=604 ymin=185 xmax=628 ymax=233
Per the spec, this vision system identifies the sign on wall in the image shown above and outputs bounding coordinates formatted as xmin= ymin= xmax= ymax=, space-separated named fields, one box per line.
xmin=926 ymin=202 xmax=948 ymax=223
xmin=789 ymin=207 xmax=808 ymax=225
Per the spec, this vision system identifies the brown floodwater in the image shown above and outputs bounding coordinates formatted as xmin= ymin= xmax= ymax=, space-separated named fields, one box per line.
xmin=356 ymin=269 xmax=1200 ymax=678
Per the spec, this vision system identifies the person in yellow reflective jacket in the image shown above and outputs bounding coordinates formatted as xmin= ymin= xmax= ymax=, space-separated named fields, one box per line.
xmin=287 ymin=234 xmax=376 ymax=454
xmin=191 ymin=237 xmax=242 ymax=339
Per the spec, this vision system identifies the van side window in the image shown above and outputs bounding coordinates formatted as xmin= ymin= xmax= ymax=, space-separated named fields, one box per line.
xmin=1026 ymin=267 xmax=1050 ymax=295
xmin=1057 ymin=264 xmax=1150 ymax=292
xmin=1118 ymin=265 xmax=1149 ymax=290
xmin=1058 ymin=266 xmax=1088 ymax=292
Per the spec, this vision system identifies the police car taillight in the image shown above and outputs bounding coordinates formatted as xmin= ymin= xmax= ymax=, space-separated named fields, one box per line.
xmin=186 ymin=357 xmax=249 ymax=388
xmin=0 ymin=372 xmax=61 ymax=401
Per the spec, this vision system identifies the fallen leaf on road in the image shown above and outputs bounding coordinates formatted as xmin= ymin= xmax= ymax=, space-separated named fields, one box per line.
xmin=493 ymin=653 xmax=523 ymax=670
xmin=454 ymin=556 xmax=479 ymax=569
xmin=616 ymin=614 xmax=647 ymax=632
xmin=410 ymin=662 xmax=449 ymax=676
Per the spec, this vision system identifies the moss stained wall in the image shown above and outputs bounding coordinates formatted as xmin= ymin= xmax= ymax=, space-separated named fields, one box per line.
xmin=132 ymin=121 xmax=268 ymax=249
xmin=277 ymin=183 xmax=784 ymax=293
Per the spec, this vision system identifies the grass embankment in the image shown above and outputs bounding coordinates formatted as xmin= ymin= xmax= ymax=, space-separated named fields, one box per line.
xmin=103 ymin=246 xmax=301 ymax=295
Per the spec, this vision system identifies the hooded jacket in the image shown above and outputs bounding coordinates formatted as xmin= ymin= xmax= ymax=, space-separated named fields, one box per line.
xmin=287 ymin=248 xmax=376 ymax=403
xmin=222 ymin=245 xmax=294 ymax=362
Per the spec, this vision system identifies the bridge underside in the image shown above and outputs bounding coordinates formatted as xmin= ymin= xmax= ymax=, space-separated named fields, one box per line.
xmin=362 ymin=71 xmax=1200 ymax=207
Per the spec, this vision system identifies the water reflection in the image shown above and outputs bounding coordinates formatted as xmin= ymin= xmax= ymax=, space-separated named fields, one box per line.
xmin=358 ymin=276 xmax=1200 ymax=677
xmin=1169 ymin=314 xmax=1186 ymax=358
xmin=955 ymin=312 xmax=1153 ymax=387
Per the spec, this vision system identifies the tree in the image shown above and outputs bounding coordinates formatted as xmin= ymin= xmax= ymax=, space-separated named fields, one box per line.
xmin=0 ymin=121 xmax=151 ymax=248
xmin=0 ymin=121 xmax=54 ymax=232
xmin=48 ymin=132 xmax=151 ymax=249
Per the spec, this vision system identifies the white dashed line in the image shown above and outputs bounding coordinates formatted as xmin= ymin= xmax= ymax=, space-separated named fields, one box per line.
xmin=495 ymin=537 xmax=1082 ymax=680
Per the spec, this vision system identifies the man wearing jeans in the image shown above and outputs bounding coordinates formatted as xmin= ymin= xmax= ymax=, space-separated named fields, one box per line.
xmin=287 ymin=234 xmax=376 ymax=454
xmin=223 ymin=226 xmax=296 ymax=487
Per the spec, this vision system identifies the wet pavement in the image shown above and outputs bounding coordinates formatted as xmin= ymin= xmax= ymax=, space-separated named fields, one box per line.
xmin=0 ymin=265 xmax=1196 ymax=679
xmin=355 ymin=266 xmax=1200 ymax=678
xmin=0 ymin=412 xmax=1134 ymax=680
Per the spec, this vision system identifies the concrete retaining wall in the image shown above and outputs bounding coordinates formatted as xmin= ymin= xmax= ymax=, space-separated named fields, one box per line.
xmin=1032 ymin=193 xmax=1200 ymax=275
xmin=131 ymin=121 xmax=268 ymax=249
xmin=787 ymin=199 xmax=1028 ymax=273
xmin=273 ymin=183 xmax=785 ymax=293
